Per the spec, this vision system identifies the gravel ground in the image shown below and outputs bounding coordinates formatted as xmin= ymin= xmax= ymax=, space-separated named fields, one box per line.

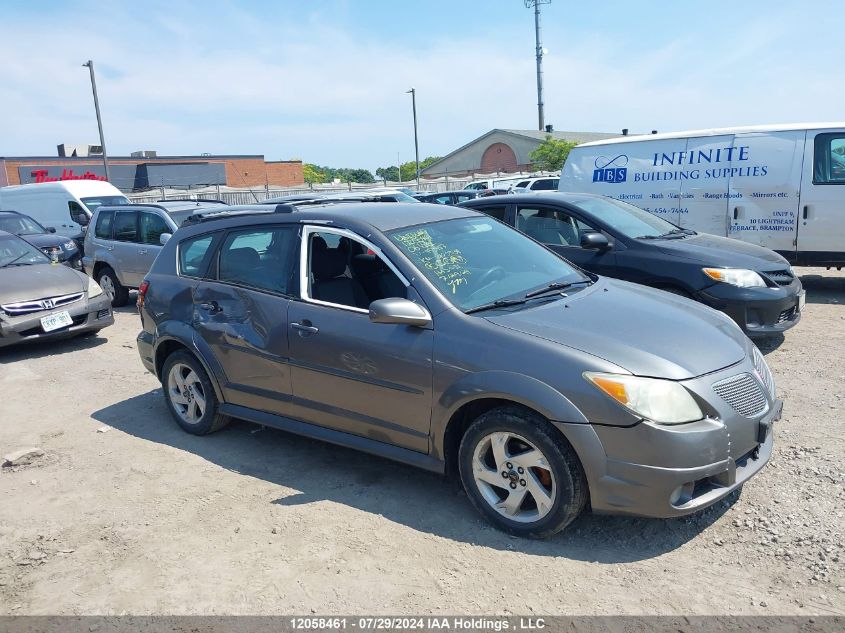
xmin=0 ymin=268 xmax=843 ymax=616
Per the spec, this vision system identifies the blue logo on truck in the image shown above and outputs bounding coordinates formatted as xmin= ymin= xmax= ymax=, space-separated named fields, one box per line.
xmin=593 ymin=155 xmax=628 ymax=183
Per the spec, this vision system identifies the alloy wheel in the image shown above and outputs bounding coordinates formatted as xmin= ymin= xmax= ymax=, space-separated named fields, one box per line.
xmin=99 ymin=274 xmax=115 ymax=301
xmin=167 ymin=363 xmax=206 ymax=424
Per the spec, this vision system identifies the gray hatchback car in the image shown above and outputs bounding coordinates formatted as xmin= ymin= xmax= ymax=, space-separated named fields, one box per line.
xmin=137 ymin=202 xmax=780 ymax=537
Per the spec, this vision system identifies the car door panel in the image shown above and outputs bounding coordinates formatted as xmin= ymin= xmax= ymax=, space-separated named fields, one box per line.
xmin=111 ymin=211 xmax=143 ymax=287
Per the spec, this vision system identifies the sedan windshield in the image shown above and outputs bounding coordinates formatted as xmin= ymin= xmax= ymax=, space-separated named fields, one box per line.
xmin=569 ymin=197 xmax=682 ymax=239
xmin=0 ymin=234 xmax=50 ymax=267
xmin=81 ymin=195 xmax=130 ymax=213
xmin=0 ymin=215 xmax=46 ymax=235
xmin=388 ymin=216 xmax=588 ymax=311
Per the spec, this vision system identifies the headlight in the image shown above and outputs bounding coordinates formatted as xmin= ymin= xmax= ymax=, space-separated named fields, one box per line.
xmin=584 ymin=372 xmax=704 ymax=424
xmin=87 ymin=276 xmax=103 ymax=298
xmin=703 ymin=267 xmax=765 ymax=288
xmin=63 ymin=241 xmax=76 ymax=251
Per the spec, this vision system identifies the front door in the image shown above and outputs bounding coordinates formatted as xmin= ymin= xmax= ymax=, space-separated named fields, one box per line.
xmin=192 ymin=225 xmax=299 ymax=416
xmin=797 ymin=129 xmax=845 ymax=264
xmin=514 ymin=204 xmax=616 ymax=275
xmin=287 ymin=226 xmax=433 ymax=453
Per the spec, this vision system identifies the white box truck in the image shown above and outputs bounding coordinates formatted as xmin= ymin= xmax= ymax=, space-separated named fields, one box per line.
xmin=559 ymin=123 xmax=845 ymax=266
xmin=0 ymin=180 xmax=129 ymax=242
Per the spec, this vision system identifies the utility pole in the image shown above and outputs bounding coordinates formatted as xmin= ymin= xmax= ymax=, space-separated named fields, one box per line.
xmin=406 ymin=88 xmax=420 ymax=188
xmin=525 ymin=0 xmax=551 ymax=131
xmin=82 ymin=60 xmax=111 ymax=183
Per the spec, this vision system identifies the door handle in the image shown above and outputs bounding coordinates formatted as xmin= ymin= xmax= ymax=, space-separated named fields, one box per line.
xmin=733 ymin=207 xmax=739 ymax=220
xmin=802 ymin=205 xmax=809 ymax=220
xmin=199 ymin=301 xmax=222 ymax=314
xmin=291 ymin=321 xmax=319 ymax=335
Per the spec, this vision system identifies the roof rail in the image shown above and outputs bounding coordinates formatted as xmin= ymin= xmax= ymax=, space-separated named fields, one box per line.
xmin=180 ymin=203 xmax=296 ymax=226
xmin=156 ymin=198 xmax=228 ymax=205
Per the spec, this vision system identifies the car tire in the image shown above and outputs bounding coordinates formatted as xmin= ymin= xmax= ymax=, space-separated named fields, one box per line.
xmin=458 ymin=406 xmax=587 ymax=538
xmin=97 ymin=266 xmax=129 ymax=307
xmin=161 ymin=350 xmax=231 ymax=435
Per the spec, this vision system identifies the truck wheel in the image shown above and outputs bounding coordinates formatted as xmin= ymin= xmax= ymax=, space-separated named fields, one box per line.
xmin=97 ymin=266 xmax=129 ymax=307
xmin=458 ymin=406 xmax=587 ymax=538
xmin=161 ymin=350 xmax=230 ymax=435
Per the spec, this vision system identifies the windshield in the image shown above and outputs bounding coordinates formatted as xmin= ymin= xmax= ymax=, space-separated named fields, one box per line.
xmin=388 ymin=216 xmax=587 ymax=311
xmin=0 ymin=215 xmax=46 ymax=235
xmin=81 ymin=195 xmax=130 ymax=213
xmin=569 ymin=197 xmax=679 ymax=238
xmin=0 ymin=234 xmax=50 ymax=267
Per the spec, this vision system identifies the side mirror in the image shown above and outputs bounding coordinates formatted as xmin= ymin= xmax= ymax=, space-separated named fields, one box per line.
xmin=580 ymin=231 xmax=610 ymax=251
xmin=159 ymin=233 xmax=172 ymax=246
xmin=47 ymin=227 xmax=57 ymax=233
xmin=369 ymin=298 xmax=432 ymax=327
xmin=76 ymin=213 xmax=90 ymax=227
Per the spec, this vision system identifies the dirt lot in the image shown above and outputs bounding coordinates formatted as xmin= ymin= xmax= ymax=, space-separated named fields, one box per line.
xmin=1 ymin=269 xmax=843 ymax=616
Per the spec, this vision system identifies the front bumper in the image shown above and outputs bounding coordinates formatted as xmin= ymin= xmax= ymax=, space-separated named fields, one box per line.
xmin=697 ymin=280 xmax=803 ymax=337
xmin=0 ymin=294 xmax=114 ymax=348
xmin=558 ymin=358 xmax=781 ymax=518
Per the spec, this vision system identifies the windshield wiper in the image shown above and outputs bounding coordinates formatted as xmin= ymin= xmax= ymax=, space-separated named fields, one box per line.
xmin=524 ymin=279 xmax=591 ymax=299
xmin=636 ymin=228 xmax=695 ymax=240
xmin=0 ymin=253 xmax=28 ymax=268
xmin=465 ymin=298 xmax=530 ymax=314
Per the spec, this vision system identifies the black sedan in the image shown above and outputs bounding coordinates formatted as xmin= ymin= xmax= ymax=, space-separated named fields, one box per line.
xmin=0 ymin=210 xmax=82 ymax=268
xmin=460 ymin=192 xmax=804 ymax=338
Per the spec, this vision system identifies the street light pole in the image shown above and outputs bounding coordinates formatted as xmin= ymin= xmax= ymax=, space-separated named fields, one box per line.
xmin=82 ymin=60 xmax=111 ymax=183
xmin=406 ymin=88 xmax=420 ymax=188
xmin=525 ymin=0 xmax=550 ymax=131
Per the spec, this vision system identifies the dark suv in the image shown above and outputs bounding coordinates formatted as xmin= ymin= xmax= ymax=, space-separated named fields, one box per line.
xmin=137 ymin=202 xmax=779 ymax=537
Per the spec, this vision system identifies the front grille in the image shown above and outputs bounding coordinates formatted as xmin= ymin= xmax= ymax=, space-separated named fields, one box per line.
xmin=777 ymin=306 xmax=798 ymax=324
xmin=763 ymin=269 xmax=795 ymax=286
xmin=752 ymin=346 xmax=776 ymax=398
xmin=1 ymin=292 xmax=84 ymax=316
xmin=712 ymin=373 xmax=768 ymax=418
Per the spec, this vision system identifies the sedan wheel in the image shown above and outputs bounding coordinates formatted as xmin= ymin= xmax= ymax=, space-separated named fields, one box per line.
xmin=471 ymin=431 xmax=556 ymax=523
xmin=167 ymin=362 xmax=207 ymax=424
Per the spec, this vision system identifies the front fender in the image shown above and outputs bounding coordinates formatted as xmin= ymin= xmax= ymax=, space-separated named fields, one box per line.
xmin=153 ymin=321 xmax=227 ymax=403
xmin=431 ymin=370 xmax=588 ymax=459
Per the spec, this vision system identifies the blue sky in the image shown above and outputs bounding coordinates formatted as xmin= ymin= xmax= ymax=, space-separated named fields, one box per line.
xmin=1 ymin=0 xmax=843 ymax=172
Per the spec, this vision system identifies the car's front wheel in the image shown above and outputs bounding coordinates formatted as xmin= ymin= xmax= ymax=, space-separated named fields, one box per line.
xmin=161 ymin=350 xmax=230 ymax=435
xmin=458 ymin=406 xmax=587 ymax=538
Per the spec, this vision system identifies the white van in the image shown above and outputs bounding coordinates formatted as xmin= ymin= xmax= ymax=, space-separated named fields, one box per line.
xmin=0 ymin=181 xmax=129 ymax=241
xmin=560 ymin=123 xmax=845 ymax=266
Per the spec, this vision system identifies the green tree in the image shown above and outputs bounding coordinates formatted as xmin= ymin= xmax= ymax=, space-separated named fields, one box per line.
xmin=377 ymin=156 xmax=442 ymax=183
xmin=303 ymin=163 xmax=325 ymax=184
xmin=529 ymin=136 xmax=577 ymax=171
xmin=376 ymin=166 xmax=400 ymax=181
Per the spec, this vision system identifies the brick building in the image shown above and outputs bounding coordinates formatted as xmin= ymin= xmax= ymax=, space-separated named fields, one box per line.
xmin=0 ymin=154 xmax=304 ymax=192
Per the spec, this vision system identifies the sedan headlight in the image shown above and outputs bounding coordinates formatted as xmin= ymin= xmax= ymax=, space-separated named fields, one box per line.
xmin=703 ymin=267 xmax=765 ymax=288
xmin=87 ymin=276 xmax=104 ymax=299
xmin=584 ymin=372 xmax=704 ymax=424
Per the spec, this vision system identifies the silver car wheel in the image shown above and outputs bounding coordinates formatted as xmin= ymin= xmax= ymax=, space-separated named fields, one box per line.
xmin=166 ymin=363 xmax=206 ymax=424
xmin=99 ymin=274 xmax=115 ymax=301
xmin=471 ymin=431 xmax=556 ymax=524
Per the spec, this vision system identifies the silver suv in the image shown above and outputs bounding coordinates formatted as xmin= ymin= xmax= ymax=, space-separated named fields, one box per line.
xmin=136 ymin=201 xmax=780 ymax=537
xmin=83 ymin=201 xmax=225 ymax=306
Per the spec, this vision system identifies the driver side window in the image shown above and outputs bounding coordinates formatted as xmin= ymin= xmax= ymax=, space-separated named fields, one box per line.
xmin=306 ymin=231 xmax=406 ymax=310
xmin=517 ymin=207 xmax=580 ymax=246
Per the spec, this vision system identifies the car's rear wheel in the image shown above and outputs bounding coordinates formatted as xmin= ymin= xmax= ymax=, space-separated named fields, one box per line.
xmin=458 ymin=406 xmax=587 ymax=538
xmin=97 ymin=266 xmax=129 ymax=307
xmin=162 ymin=350 xmax=230 ymax=435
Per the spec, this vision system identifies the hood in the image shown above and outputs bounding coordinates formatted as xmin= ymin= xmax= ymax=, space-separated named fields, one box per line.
xmin=651 ymin=233 xmax=788 ymax=270
xmin=485 ymin=278 xmax=748 ymax=380
xmin=0 ymin=263 xmax=87 ymax=306
xmin=19 ymin=233 xmax=72 ymax=250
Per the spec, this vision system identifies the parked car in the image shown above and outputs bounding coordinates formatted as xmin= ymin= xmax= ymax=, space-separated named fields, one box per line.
xmin=137 ymin=202 xmax=779 ymax=537
xmin=0 ymin=210 xmax=81 ymax=268
xmin=0 ymin=180 xmax=129 ymax=242
xmin=0 ymin=231 xmax=113 ymax=347
xmin=83 ymin=200 xmax=226 ymax=307
xmin=512 ymin=176 xmax=559 ymax=191
xmin=414 ymin=190 xmax=484 ymax=205
xmin=461 ymin=192 xmax=804 ymax=338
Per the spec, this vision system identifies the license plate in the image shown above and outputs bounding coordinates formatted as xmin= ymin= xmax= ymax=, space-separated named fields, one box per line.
xmin=40 ymin=310 xmax=73 ymax=332
xmin=797 ymin=290 xmax=806 ymax=312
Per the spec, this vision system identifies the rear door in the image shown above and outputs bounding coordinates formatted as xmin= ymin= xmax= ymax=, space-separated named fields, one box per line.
xmin=110 ymin=211 xmax=143 ymax=287
xmin=192 ymin=225 xmax=299 ymax=416
xmin=797 ymin=129 xmax=845 ymax=264
xmin=728 ymin=131 xmax=804 ymax=255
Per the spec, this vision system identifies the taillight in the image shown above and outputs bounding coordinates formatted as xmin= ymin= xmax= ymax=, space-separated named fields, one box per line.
xmin=137 ymin=280 xmax=149 ymax=311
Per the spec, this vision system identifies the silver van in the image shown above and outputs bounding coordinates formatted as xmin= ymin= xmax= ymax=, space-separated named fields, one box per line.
xmin=83 ymin=200 xmax=226 ymax=306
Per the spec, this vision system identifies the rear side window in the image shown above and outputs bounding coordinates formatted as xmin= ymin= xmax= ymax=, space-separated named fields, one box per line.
xmin=112 ymin=212 xmax=138 ymax=242
xmin=813 ymin=133 xmax=845 ymax=184
xmin=94 ymin=211 xmax=114 ymax=239
xmin=217 ymin=226 xmax=299 ymax=295
xmin=179 ymin=234 xmax=217 ymax=278
xmin=140 ymin=212 xmax=170 ymax=245
xmin=531 ymin=178 xmax=558 ymax=190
